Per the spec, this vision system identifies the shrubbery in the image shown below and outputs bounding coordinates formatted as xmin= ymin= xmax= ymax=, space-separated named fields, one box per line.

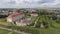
xmin=0 ymin=24 xmax=40 ymax=34
xmin=10 ymin=26 xmax=40 ymax=34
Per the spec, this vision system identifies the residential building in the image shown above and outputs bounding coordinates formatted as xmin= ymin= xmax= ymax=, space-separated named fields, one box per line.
xmin=7 ymin=12 xmax=24 ymax=22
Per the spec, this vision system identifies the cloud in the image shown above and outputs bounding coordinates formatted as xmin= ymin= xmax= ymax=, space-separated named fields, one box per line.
xmin=0 ymin=0 xmax=60 ymax=8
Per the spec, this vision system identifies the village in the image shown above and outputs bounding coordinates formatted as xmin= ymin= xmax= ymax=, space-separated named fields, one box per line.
xmin=0 ymin=8 xmax=60 ymax=34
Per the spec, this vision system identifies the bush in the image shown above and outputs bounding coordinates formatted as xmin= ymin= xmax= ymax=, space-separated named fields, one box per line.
xmin=14 ymin=26 xmax=40 ymax=34
xmin=0 ymin=24 xmax=40 ymax=34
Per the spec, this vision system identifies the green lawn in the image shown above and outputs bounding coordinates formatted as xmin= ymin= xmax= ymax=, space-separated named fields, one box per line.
xmin=0 ymin=18 xmax=21 ymax=34
xmin=0 ymin=18 xmax=13 ymax=26
xmin=0 ymin=16 xmax=60 ymax=34
xmin=0 ymin=29 xmax=21 ymax=34
xmin=0 ymin=29 xmax=10 ymax=34
xmin=12 ymin=32 xmax=20 ymax=34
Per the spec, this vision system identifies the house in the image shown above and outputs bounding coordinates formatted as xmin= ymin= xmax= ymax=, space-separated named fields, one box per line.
xmin=0 ymin=10 xmax=9 ymax=16
xmin=7 ymin=12 xmax=24 ymax=23
xmin=31 ymin=10 xmax=37 ymax=12
xmin=15 ymin=18 xmax=31 ymax=26
xmin=30 ymin=13 xmax=38 ymax=17
xmin=7 ymin=12 xmax=31 ymax=26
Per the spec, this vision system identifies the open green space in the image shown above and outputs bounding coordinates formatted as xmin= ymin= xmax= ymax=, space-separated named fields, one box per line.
xmin=0 ymin=15 xmax=60 ymax=34
xmin=0 ymin=29 xmax=20 ymax=34
xmin=0 ymin=29 xmax=10 ymax=34
xmin=12 ymin=32 xmax=20 ymax=34
xmin=0 ymin=18 xmax=13 ymax=26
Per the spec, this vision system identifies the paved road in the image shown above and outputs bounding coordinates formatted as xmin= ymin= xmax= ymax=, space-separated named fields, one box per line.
xmin=0 ymin=27 xmax=31 ymax=34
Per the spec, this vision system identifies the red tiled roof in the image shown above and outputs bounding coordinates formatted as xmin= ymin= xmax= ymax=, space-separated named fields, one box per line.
xmin=7 ymin=12 xmax=24 ymax=18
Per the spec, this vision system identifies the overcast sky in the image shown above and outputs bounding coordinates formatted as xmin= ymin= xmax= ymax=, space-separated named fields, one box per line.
xmin=0 ymin=0 xmax=60 ymax=8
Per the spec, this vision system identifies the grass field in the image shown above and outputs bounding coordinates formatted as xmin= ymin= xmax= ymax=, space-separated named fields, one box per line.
xmin=0 ymin=17 xmax=60 ymax=34
xmin=0 ymin=18 xmax=20 ymax=34
xmin=26 ymin=15 xmax=60 ymax=34
xmin=12 ymin=32 xmax=20 ymax=34
xmin=0 ymin=18 xmax=13 ymax=26
xmin=37 ymin=27 xmax=60 ymax=34
xmin=0 ymin=29 xmax=20 ymax=34
xmin=0 ymin=29 xmax=10 ymax=34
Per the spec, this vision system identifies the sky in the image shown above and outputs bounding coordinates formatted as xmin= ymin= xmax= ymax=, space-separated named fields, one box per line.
xmin=0 ymin=0 xmax=60 ymax=8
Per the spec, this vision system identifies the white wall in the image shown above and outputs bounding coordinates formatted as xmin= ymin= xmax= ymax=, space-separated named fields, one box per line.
xmin=7 ymin=18 xmax=12 ymax=22
xmin=16 ymin=22 xmax=27 ymax=26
